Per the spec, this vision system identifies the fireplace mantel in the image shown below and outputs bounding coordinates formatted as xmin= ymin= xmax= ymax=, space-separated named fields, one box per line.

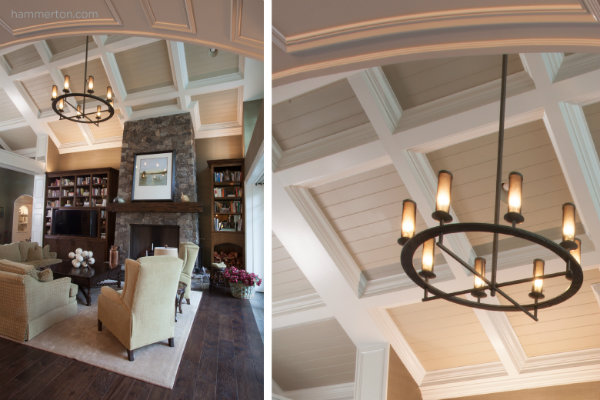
xmin=108 ymin=202 xmax=203 ymax=213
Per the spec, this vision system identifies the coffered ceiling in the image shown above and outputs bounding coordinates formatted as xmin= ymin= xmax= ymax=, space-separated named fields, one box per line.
xmin=0 ymin=34 xmax=263 ymax=156
xmin=272 ymin=51 xmax=600 ymax=399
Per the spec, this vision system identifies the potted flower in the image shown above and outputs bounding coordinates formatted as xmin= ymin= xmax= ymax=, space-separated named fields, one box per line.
xmin=223 ymin=266 xmax=262 ymax=299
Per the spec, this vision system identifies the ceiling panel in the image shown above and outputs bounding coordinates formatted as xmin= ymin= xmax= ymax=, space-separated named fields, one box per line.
xmin=312 ymin=164 xmax=429 ymax=274
xmin=115 ymin=40 xmax=173 ymax=94
xmin=389 ymin=300 xmax=500 ymax=371
xmin=131 ymin=98 xmax=178 ymax=112
xmin=502 ymin=269 xmax=600 ymax=357
xmin=273 ymin=318 xmax=356 ymax=391
xmin=383 ymin=54 xmax=524 ymax=109
xmin=584 ymin=101 xmax=600 ymax=157
xmin=0 ymin=88 xmax=23 ymax=121
xmin=192 ymin=88 xmax=239 ymax=125
xmin=20 ymin=73 xmax=55 ymax=113
xmin=46 ymin=36 xmax=96 ymax=57
xmin=0 ymin=126 xmax=36 ymax=150
xmin=427 ymin=120 xmax=580 ymax=253
xmin=184 ymin=43 xmax=239 ymax=82
xmin=273 ymin=233 xmax=318 ymax=302
xmin=60 ymin=58 xmax=111 ymax=100
xmin=88 ymin=117 xmax=122 ymax=141
xmin=48 ymin=120 xmax=86 ymax=144
xmin=3 ymin=44 xmax=43 ymax=71
xmin=272 ymin=79 xmax=373 ymax=151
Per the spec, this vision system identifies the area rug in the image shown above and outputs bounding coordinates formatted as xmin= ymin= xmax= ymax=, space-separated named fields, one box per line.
xmin=23 ymin=288 xmax=202 ymax=389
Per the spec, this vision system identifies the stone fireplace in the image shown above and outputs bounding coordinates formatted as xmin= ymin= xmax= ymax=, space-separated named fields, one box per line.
xmin=113 ymin=113 xmax=200 ymax=263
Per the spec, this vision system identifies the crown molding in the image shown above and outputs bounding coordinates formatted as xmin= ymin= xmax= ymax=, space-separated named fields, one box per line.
xmin=272 ymin=293 xmax=325 ymax=317
xmin=275 ymin=5 xmax=592 ymax=54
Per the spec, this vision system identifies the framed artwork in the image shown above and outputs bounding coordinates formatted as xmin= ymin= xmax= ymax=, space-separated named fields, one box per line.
xmin=132 ymin=151 xmax=175 ymax=201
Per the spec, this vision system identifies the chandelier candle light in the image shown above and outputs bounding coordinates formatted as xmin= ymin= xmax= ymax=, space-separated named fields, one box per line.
xmin=397 ymin=55 xmax=583 ymax=321
xmin=50 ymin=36 xmax=114 ymax=126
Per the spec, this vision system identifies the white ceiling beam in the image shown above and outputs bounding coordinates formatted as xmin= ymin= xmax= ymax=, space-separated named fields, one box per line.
xmin=0 ymin=137 xmax=11 ymax=151
xmin=0 ymin=148 xmax=44 ymax=174
xmin=273 ymin=176 xmax=389 ymax=346
xmin=57 ymin=140 xmax=122 ymax=154
xmin=520 ymin=52 xmax=600 ymax=261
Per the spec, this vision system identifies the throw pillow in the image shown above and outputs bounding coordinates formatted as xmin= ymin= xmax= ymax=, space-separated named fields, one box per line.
xmin=0 ymin=243 xmax=23 ymax=262
xmin=42 ymin=244 xmax=51 ymax=258
xmin=27 ymin=246 xmax=43 ymax=261
xmin=38 ymin=268 xmax=53 ymax=282
xmin=27 ymin=268 xmax=54 ymax=282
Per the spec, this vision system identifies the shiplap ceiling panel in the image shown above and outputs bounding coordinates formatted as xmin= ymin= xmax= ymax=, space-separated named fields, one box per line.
xmin=46 ymin=36 xmax=96 ymax=57
xmin=273 ymin=318 xmax=356 ymax=391
xmin=131 ymin=98 xmax=178 ymax=112
xmin=192 ymin=88 xmax=239 ymax=125
xmin=383 ymin=54 xmax=524 ymax=109
xmin=389 ymin=300 xmax=499 ymax=371
xmin=273 ymin=233 xmax=318 ymax=302
xmin=272 ymin=78 xmax=373 ymax=151
xmin=48 ymin=120 xmax=85 ymax=144
xmin=115 ymin=40 xmax=174 ymax=93
xmin=427 ymin=120 xmax=579 ymax=252
xmin=584 ymin=101 xmax=600 ymax=157
xmin=0 ymin=88 xmax=24 ymax=121
xmin=184 ymin=43 xmax=239 ymax=82
xmin=3 ymin=44 xmax=43 ymax=71
xmin=501 ymin=269 xmax=600 ymax=357
xmin=312 ymin=164 xmax=429 ymax=273
xmin=0 ymin=126 xmax=36 ymax=149
xmin=20 ymin=73 xmax=56 ymax=113
xmin=88 ymin=116 xmax=122 ymax=141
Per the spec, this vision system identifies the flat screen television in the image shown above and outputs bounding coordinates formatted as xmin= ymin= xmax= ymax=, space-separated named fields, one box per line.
xmin=51 ymin=209 xmax=98 ymax=237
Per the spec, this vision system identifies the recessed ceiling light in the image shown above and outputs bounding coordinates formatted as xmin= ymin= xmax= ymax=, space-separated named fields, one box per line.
xmin=209 ymin=48 xmax=218 ymax=57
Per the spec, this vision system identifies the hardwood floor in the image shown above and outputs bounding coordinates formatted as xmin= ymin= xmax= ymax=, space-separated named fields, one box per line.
xmin=0 ymin=287 xmax=264 ymax=400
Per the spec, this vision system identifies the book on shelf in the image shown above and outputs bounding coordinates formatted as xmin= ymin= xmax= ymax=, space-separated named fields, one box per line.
xmin=213 ymin=169 xmax=242 ymax=183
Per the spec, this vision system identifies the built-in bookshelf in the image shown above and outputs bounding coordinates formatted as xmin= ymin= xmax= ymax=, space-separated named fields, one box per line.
xmin=44 ymin=168 xmax=118 ymax=265
xmin=208 ymin=159 xmax=244 ymax=269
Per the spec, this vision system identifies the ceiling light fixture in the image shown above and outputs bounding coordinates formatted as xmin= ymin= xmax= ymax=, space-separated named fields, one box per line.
xmin=397 ymin=55 xmax=583 ymax=321
xmin=50 ymin=36 xmax=114 ymax=126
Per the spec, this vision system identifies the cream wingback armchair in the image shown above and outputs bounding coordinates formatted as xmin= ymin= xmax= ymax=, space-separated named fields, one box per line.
xmin=97 ymin=255 xmax=183 ymax=361
xmin=178 ymin=242 xmax=199 ymax=303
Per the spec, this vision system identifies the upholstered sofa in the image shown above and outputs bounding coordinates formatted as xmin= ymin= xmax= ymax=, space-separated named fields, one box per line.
xmin=0 ymin=259 xmax=78 ymax=341
xmin=0 ymin=241 xmax=61 ymax=268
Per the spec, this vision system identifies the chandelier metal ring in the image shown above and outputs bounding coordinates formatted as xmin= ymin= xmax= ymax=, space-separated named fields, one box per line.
xmin=51 ymin=93 xmax=115 ymax=124
xmin=400 ymin=222 xmax=583 ymax=313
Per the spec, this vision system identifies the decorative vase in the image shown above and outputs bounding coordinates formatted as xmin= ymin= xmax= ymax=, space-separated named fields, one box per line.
xmin=229 ymin=282 xmax=255 ymax=299
xmin=109 ymin=245 xmax=119 ymax=269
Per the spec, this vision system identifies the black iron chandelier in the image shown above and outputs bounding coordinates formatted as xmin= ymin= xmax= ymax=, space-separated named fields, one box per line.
xmin=397 ymin=55 xmax=583 ymax=321
xmin=50 ymin=36 xmax=114 ymax=126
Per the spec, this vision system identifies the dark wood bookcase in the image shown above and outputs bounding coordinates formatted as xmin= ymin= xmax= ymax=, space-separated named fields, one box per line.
xmin=208 ymin=159 xmax=244 ymax=269
xmin=44 ymin=168 xmax=118 ymax=265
